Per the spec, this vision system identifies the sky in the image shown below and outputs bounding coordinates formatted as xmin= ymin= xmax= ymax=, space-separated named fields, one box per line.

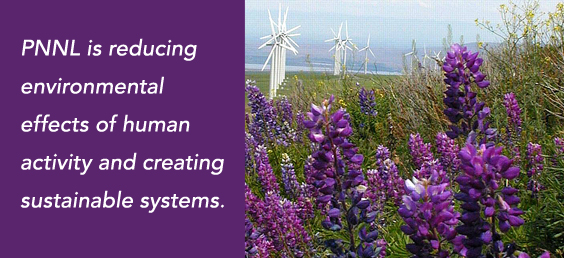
xmin=245 ymin=0 xmax=562 ymax=72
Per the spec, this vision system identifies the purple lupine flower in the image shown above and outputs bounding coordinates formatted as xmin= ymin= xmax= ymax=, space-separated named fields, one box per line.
xmin=245 ymin=217 xmax=260 ymax=257
xmin=398 ymin=176 xmax=459 ymax=257
xmin=277 ymin=96 xmax=294 ymax=125
xmin=245 ymin=133 xmax=258 ymax=175
xmin=273 ymin=97 xmax=297 ymax=147
xmin=503 ymin=92 xmax=523 ymax=143
xmin=281 ymin=153 xmax=301 ymax=199
xmin=500 ymin=247 xmax=551 ymax=258
xmin=246 ymin=81 xmax=277 ymax=145
xmin=245 ymin=184 xmax=312 ymax=257
xmin=408 ymin=133 xmax=434 ymax=168
xmin=245 ymin=184 xmax=266 ymax=226
xmin=253 ymin=235 xmax=274 ymax=258
xmin=556 ymin=137 xmax=564 ymax=155
xmin=526 ymin=143 xmax=545 ymax=197
xmin=436 ymin=132 xmax=461 ymax=174
xmin=526 ymin=143 xmax=544 ymax=177
xmin=294 ymin=111 xmax=306 ymax=142
xmin=296 ymin=185 xmax=315 ymax=222
xmin=442 ymin=44 xmax=495 ymax=144
xmin=304 ymin=96 xmax=382 ymax=257
xmin=413 ymin=159 xmax=448 ymax=184
xmin=366 ymin=145 xmax=405 ymax=209
xmin=375 ymin=239 xmax=387 ymax=258
xmin=254 ymin=145 xmax=279 ymax=194
xmin=261 ymin=192 xmax=310 ymax=256
xmin=359 ymin=87 xmax=378 ymax=117
xmin=365 ymin=169 xmax=387 ymax=212
xmin=454 ymin=143 xmax=524 ymax=258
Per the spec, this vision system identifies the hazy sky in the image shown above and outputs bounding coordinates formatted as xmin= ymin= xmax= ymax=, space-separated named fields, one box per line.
xmin=246 ymin=0 xmax=562 ymax=48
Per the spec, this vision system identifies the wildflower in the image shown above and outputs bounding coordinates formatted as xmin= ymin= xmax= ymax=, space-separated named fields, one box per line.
xmin=398 ymin=176 xmax=459 ymax=257
xmin=555 ymin=137 xmax=564 ymax=155
xmin=436 ymin=132 xmax=461 ymax=174
xmin=245 ymin=133 xmax=258 ymax=175
xmin=245 ymin=184 xmax=311 ymax=257
xmin=454 ymin=143 xmax=524 ymax=258
xmin=526 ymin=143 xmax=544 ymax=197
xmin=503 ymin=93 xmax=522 ymax=157
xmin=246 ymin=81 xmax=277 ymax=145
xmin=366 ymin=145 xmax=405 ymax=208
xmin=281 ymin=153 xmax=301 ymax=199
xmin=442 ymin=44 xmax=495 ymax=144
xmin=408 ymin=133 xmax=434 ymax=169
xmin=359 ymin=87 xmax=378 ymax=117
xmin=305 ymin=95 xmax=383 ymax=257
xmin=255 ymin=145 xmax=279 ymax=194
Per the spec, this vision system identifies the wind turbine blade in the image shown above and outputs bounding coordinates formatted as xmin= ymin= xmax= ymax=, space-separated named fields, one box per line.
xmin=369 ymin=48 xmax=375 ymax=57
xmin=325 ymin=38 xmax=336 ymax=42
xmin=346 ymin=21 xmax=349 ymax=39
xmin=286 ymin=36 xmax=300 ymax=48
xmin=280 ymin=42 xmax=297 ymax=54
xmin=367 ymin=34 xmax=370 ymax=46
xmin=262 ymin=46 xmax=276 ymax=71
xmin=278 ymin=3 xmax=281 ymax=32
xmin=286 ymin=25 xmax=300 ymax=34
xmin=283 ymin=6 xmax=289 ymax=31
xmin=329 ymin=45 xmax=336 ymax=52
xmin=258 ymin=38 xmax=275 ymax=49
xmin=331 ymin=28 xmax=336 ymax=37
xmin=260 ymin=35 xmax=273 ymax=40
xmin=338 ymin=23 xmax=343 ymax=38
xmin=287 ymin=33 xmax=300 ymax=37
xmin=268 ymin=10 xmax=276 ymax=36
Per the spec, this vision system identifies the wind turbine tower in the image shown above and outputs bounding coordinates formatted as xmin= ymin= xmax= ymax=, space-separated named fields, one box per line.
xmin=359 ymin=34 xmax=375 ymax=74
xmin=326 ymin=23 xmax=343 ymax=76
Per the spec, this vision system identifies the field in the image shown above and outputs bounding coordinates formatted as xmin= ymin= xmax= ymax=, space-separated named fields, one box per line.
xmin=244 ymin=71 xmax=399 ymax=103
xmin=245 ymin=2 xmax=564 ymax=258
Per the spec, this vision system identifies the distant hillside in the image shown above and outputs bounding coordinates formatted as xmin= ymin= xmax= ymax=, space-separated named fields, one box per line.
xmin=245 ymin=41 xmax=499 ymax=73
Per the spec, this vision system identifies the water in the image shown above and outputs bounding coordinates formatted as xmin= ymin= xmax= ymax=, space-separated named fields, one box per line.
xmin=245 ymin=63 xmax=402 ymax=75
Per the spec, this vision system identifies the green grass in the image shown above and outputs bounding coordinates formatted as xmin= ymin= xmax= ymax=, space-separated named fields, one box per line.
xmin=245 ymin=71 xmax=398 ymax=101
xmin=245 ymin=1 xmax=564 ymax=257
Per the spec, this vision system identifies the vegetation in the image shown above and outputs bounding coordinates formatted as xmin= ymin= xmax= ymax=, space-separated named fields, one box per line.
xmin=245 ymin=1 xmax=564 ymax=257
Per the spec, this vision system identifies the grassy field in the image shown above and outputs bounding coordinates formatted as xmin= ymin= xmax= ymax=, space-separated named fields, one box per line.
xmin=245 ymin=71 xmax=399 ymax=100
xmin=245 ymin=2 xmax=564 ymax=257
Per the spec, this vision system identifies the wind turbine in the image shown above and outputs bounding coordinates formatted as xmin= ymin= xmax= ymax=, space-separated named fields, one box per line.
xmin=340 ymin=21 xmax=357 ymax=74
xmin=431 ymin=50 xmax=443 ymax=70
xmin=326 ymin=21 xmax=356 ymax=76
xmin=326 ymin=23 xmax=343 ymax=76
xmin=359 ymin=34 xmax=375 ymax=74
xmin=404 ymin=39 xmax=419 ymax=73
xmin=422 ymin=44 xmax=430 ymax=68
xmin=259 ymin=4 xmax=300 ymax=99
